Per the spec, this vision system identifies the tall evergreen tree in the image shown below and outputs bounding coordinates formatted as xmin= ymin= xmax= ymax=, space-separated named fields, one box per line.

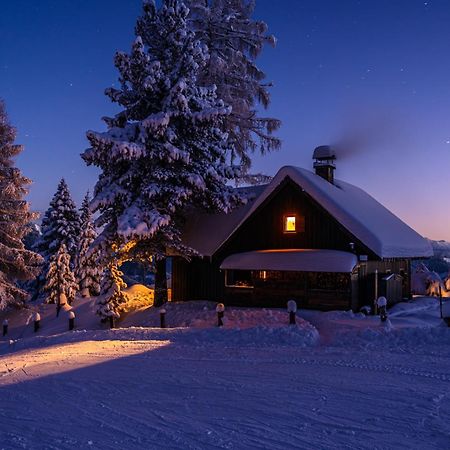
xmin=37 ymin=178 xmax=81 ymax=262
xmin=0 ymin=101 xmax=43 ymax=309
xmin=82 ymin=0 xmax=244 ymax=305
xmin=96 ymin=264 xmax=128 ymax=320
xmin=186 ymin=0 xmax=280 ymax=175
xmin=75 ymin=192 xmax=101 ymax=297
xmin=44 ymin=243 xmax=78 ymax=305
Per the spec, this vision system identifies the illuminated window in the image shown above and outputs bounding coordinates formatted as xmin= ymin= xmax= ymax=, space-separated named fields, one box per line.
xmin=284 ymin=215 xmax=297 ymax=233
xmin=225 ymin=270 xmax=254 ymax=288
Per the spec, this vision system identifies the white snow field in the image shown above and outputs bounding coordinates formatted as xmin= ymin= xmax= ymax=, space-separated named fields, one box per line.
xmin=1 ymin=297 xmax=450 ymax=449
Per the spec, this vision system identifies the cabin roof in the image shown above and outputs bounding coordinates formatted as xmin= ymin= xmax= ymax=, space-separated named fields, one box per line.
xmin=182 ymin=166 xmax=433 ymax=259
xmin=181 ymin=184 xmax=267 ymax=257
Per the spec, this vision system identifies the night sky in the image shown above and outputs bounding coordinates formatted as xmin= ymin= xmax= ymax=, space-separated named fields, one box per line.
xmin=1 ymin=0 xmax=450 ymax=240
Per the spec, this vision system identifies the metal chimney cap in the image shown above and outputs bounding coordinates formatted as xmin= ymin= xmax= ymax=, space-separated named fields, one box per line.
xmin=313 ymin=145 xmax=336 ymax=160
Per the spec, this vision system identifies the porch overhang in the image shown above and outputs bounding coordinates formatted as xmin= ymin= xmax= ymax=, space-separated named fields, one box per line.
xmin=220 ymin=249 xmax=358 ymax=273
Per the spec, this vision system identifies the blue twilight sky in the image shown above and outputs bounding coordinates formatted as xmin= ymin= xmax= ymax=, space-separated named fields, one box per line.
xmin=1 ymin=0 xmax=450 ymax=240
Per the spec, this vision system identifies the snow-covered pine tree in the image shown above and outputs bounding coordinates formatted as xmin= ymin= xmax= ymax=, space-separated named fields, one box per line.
xmin=0 ymin=101 xmax=43 ymax=309
xmin=44 ymin=244 xmax=78 ymax=306
xmin=37 ymin=178 xmax=81 ymax=263
xmin=187 ymin=0 xmax=280 ymax=175
xmin=82 ymin=0 xmax=244 ymax=305
xmin=75 ymin=192 xmax=101 ymax=297
xmin=96 ymin=264 xmax=128 ymax=320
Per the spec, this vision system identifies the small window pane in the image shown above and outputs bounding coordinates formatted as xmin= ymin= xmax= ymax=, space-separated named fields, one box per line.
xmin=284 ymin=215 xmax=296 ymax=232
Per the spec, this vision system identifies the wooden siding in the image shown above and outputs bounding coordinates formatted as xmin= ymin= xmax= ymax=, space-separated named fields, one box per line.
xmin=172 ymin=257 xmax=224 ymax=302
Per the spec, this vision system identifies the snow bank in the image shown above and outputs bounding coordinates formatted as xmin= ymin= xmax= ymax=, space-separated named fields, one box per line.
xmin=122 ymin=301 xmax=320 ymax=348
xmin=302 ymin=297 xmax=450 ymax=355
xmin=0 ymin=301 xmax=319 ymax=354
xmin=121 ymin=284 xmax=154 ymax=311
xmin=124 ymin=300 xmax=315 ymax=328
xmin=332 ymin=322 xmax=450 ymax=356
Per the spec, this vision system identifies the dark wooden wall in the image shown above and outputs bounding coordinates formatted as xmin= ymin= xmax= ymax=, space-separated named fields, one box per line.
xmin=172 ymin=257 xmax=225 ymax=301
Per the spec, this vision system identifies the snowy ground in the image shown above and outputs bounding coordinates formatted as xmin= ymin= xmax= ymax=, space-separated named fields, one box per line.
xmin=1 ymin=297 xmax=450 ymax=449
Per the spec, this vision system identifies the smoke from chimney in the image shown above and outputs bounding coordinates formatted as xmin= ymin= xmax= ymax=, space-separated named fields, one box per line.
xmin=331 ymin=105 xmax=411 ymax=161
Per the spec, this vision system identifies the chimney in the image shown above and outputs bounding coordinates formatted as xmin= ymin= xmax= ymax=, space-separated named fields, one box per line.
xmin=313 ymin=145 xmax=336 ymax=184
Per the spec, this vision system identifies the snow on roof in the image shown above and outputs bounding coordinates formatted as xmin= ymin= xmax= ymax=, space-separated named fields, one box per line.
xmin=220 ymin=249 xmax=358 ymax=273
xmin=313 ymin=145 xmax=336 ymax=160
xmin=181 ymin=184 xmax=267 ymax=256
xmin=183 ymin=166 xmax=433 ymax=259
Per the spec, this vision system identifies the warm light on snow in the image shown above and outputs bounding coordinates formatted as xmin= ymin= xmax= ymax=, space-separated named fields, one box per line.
xmin=0 ymin=339 xmax=171 ymax=386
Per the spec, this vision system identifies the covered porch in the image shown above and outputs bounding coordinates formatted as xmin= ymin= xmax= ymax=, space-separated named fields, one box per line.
xmin=220 ymin=249 xmax=359 ymax=310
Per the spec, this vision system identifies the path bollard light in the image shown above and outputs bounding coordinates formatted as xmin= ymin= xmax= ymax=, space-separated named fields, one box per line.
xmin=160 ymin=308 xmax=167 ymax=328
xmin=287 ymin=300 xmax=297 ymax=325
xmin=377 ymin=296 xmax=388 ymax=322
xmin=2 ymin=319 xmax=8 ymax=336
xmin=216 ymin=303 xmax=225 ymax=327
xmin=33 ymin=312 xmax=41 ymax=333
xmin=68 ymin=311 xmax=75 ymax=330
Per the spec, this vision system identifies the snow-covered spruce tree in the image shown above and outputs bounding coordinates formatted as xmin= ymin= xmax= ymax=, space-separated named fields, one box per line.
xmin=75 ymin=193 xmax=101 ymax=297
xmin=186 ymin=0 xmax=280 ymax=175
xmin=37 ymin=178 xmax=81 ymax=263
xmin=82 ymin=0 xmax=244 ymax=306
xmin=0 ymin=101 xmax=43 ymax=309
xmin=44 ymin=243 xmax=78 ymax=306
xmin=96 ymin=264 xmax=128 ymax=320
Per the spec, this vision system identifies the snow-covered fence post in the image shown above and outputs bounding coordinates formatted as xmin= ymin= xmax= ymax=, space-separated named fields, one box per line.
xmin=2 ymin=319 xmax=8 ymax=336
xmin=68 ymin=311 xmax=75 ymax=330
xmin=33 ymin=312 xmax=41 ymax=332
xmin=160 ymin=308 xmax=166 ymax=328
xmin=377 ymin=296 xmax=387 ymax=322
xmin=287 ymin=300 xmax=297 ymax=325
xmin=216 ymin=303 xmax=225 ymax=327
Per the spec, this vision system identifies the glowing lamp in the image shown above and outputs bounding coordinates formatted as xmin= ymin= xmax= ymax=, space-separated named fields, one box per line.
xmin=284 ymin=215 xmax=296 ymax=233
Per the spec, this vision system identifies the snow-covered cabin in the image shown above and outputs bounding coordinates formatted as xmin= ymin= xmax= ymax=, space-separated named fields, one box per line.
xmin=173 ymin=146 xmax=433 ymax=311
